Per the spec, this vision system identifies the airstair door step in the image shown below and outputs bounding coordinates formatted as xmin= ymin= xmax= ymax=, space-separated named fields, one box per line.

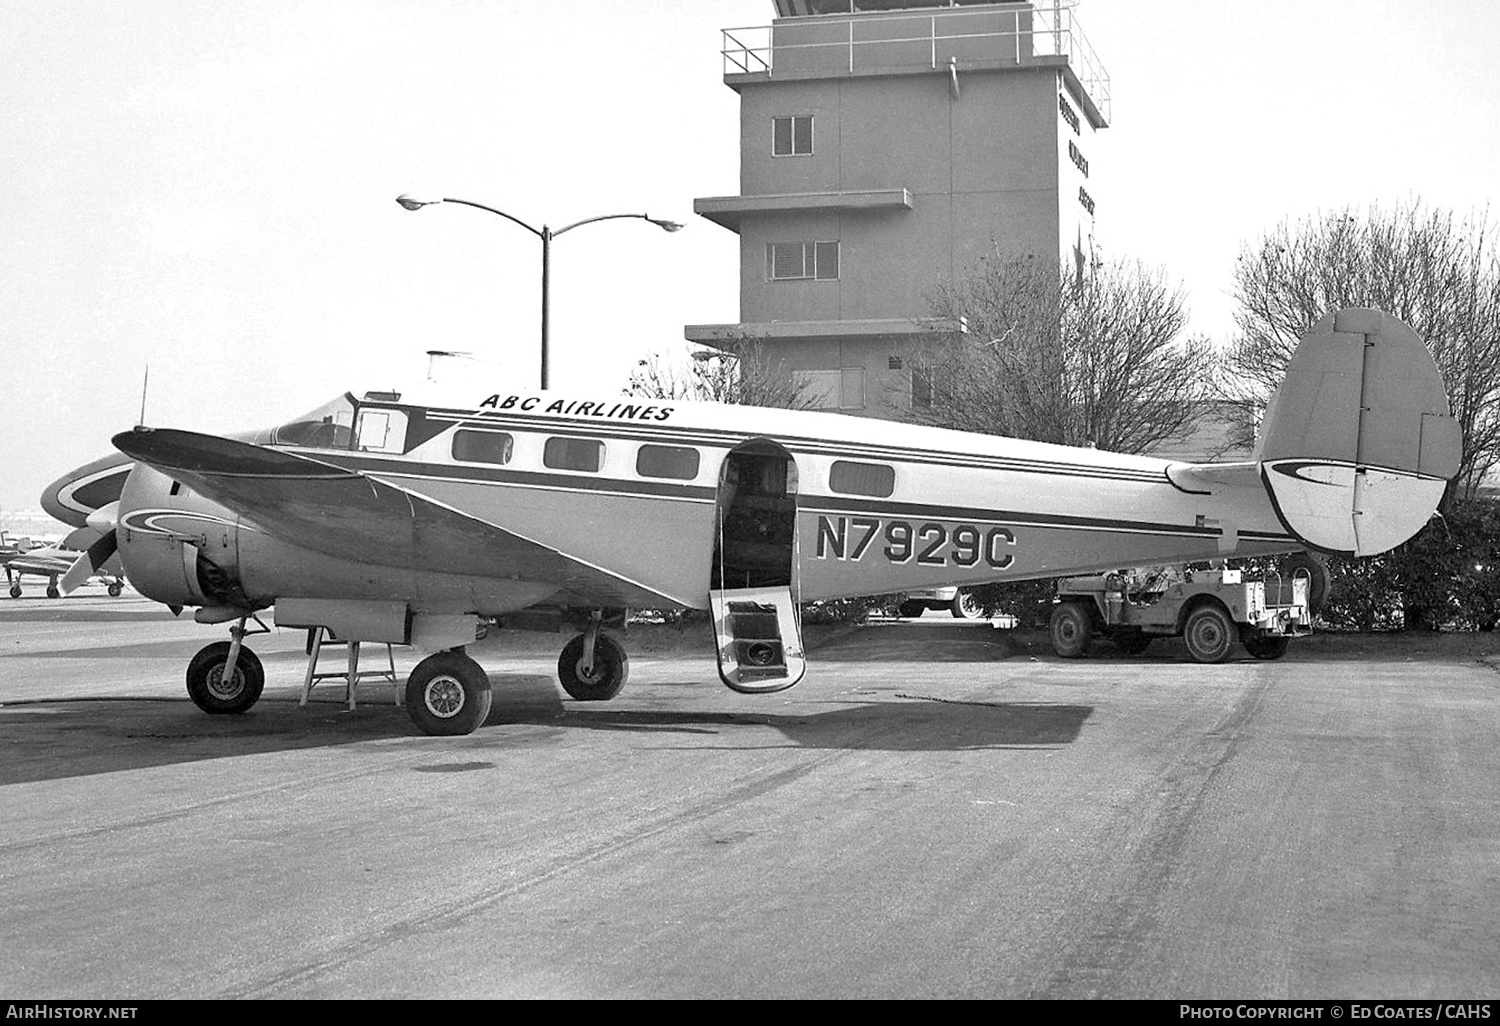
xmin=709 ymin=585 xmax=806 ymax=694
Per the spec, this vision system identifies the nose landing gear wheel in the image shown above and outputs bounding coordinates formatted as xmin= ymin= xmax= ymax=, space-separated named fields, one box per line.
xmin=186 ymin=641 xmax=266 ymax=714
xmin=405 ymin=651 xmax=492 ymax=736
xmin=558 ymin=632 xmax=629 ymax=701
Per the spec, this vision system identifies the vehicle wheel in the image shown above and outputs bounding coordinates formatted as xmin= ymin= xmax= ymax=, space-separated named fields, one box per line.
xmin=1183 ymin=604 xmax=1236 ymax=663
xmin=1049 ymin=601 xmax=1092 ymax=658
xmin=107 ymin=582 xmax=123 ymax=598
xmin=1284 ymin=552 xmax=1329 ymax=615
xmin=898 ymin=600 xmax=927 ymax=619
xmin=951 ymin=590 xmax=986 ymax=620
xmin=8 ymin=584 xmax=20 ymax=599
xmin=46 ymin=584 xmax=60 ymax=599
xmin=1243 ymin=633 xmax=1291 ymax=660
xmin=405 ymin=651 xmax=492 ymax=736
xmin=186 ymin=641 xmax=266 ymax=714
xmin=1114 ymin=630 xmax=1153 ymax=656
xmin=558 ymin=632 xmax=629 ymax=701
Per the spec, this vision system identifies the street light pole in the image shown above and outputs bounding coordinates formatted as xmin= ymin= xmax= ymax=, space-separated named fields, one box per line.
xmin=396 ymin=195 xmax=682 ymax=390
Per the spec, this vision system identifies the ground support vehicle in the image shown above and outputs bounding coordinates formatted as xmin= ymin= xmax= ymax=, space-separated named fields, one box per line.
xmin=898 ymin=586 xmax=987 ymax=620
xmin=1048 ymin=567 xmax=1313 ymax=663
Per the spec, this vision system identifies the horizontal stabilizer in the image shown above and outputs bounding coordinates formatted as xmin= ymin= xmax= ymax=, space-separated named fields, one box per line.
xmin=1257 ymin=309 xmax=1459 ymax=556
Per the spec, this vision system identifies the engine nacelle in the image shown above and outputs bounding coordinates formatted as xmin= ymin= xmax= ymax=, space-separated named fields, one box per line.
xmin=116 ymin=464 xmax=254 ymax=609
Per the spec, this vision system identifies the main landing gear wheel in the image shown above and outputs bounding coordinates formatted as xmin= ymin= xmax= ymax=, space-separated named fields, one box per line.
xmin=558 ymin=632 xmax=629 ymax=701
xmin=46 ymin=584 xmax=60 ymax=599
xmin=1183 ymin=604 xmax=1236 ymax=664
xmin=186 ymin=641 xmax=266 ymax=714
xmin=1242 ymin=633 xmax=1291 ymax=660
xmin=107 ymin=582 xmax=123 ymax=598
xmin=1049 ymin=601 xmax=1093 ymax=658
xmin=405 ymin=651 xmax=492 ymax=737
xmin=8 ymin=585 xmax=20 ymax=599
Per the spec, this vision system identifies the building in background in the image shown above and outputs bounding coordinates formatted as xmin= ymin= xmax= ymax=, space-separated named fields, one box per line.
xmin=686 ymin=0 xmax=1110 ymax=417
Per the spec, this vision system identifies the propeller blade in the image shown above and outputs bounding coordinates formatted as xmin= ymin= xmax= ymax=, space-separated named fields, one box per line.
xmin=86 ymin=500 xmax=119 ymax=533
xmin=59 ymin=529 xmax=118 ymax=596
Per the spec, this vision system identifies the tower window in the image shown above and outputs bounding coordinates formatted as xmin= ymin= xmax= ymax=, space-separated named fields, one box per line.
xmin=772 ymin=115 xmax=813 ymax=156
xmin=767 ymin=241 xmax=840 ymax=281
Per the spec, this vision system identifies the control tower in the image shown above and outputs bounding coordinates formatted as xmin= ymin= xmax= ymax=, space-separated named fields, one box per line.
xmin=685 ymin=0 xmax=1110 ymax=417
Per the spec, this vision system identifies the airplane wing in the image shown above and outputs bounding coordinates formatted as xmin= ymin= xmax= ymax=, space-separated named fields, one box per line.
xmin=112 ymin=427 xmax=680 ymax=608
xmin=6 ymin=551 xmax=74 ymax=576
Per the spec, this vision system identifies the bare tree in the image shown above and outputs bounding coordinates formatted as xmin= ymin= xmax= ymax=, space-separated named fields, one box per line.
xmin=920 ymin=252 xmax=1218 ymax=454
xmin=1230 ymin=201 xmax=1500 ymax=498
xmin=627 ymin=341 xmax=821 ymax=410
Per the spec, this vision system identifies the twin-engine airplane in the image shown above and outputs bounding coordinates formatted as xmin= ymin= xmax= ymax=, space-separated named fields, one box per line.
xmin=51 ymin=308 xmax=1459 ymax=736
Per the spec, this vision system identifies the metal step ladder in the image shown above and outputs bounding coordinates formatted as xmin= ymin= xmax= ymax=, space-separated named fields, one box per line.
xmin=298 ymin=627 xmax=400 ymax=710
xmin=709 ymin=585 xmax=806 ymax=694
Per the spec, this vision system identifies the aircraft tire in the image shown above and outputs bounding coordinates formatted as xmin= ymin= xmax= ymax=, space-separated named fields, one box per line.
xmin=108 ymin=583 xmax=123 ymax=598
xmin=1183 ymin=604 xmax=1236 ymax=664
xmin=1049 ymin=602 xmax=1092 ymax=658
xmin=898 ymin=601 xmax=927 ymax=619
xmin=186 ymin=641 xmax=266 ymax=714
xmin=46 ymin=585 xmax=60 ymax=599
xmin=405 ymin=651 xmax=492 ymax=736
xmin=8 ymin=585 xmax=20 ymax=599
xmin=558 ymin=633 xmax=629 ymax=701
xmin=1242 ymin=633 xmax=1291 ymax=660
xmin=951 ymin=590 xmax=986 ymax=620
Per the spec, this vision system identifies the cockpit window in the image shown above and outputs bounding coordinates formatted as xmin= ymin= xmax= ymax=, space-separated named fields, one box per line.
xmin=271 ymin=395 xmax=357 ymax=450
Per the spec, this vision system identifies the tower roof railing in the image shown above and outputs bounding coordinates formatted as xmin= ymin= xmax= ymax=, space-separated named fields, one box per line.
xmin=721 ymin=2 xmax=1110 ymax=126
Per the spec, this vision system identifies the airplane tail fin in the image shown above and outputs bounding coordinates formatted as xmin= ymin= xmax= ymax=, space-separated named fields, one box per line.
xmin=1256 ymin=308 xmax=1461 ymax=557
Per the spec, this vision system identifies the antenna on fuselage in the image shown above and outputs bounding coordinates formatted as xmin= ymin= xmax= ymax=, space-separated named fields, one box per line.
xmin=138 ymin=365 xmax=149 ymax=426
xmin=426 ymin=350 xmax=474 ymax=382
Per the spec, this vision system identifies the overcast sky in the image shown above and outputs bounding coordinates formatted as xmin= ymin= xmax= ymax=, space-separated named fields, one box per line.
xmin=3 ymin=0 xmax=1497 ymax=515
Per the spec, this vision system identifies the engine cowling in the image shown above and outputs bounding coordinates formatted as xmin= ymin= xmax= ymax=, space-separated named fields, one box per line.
xmin=115 ymin=464 xmax=254 ymax=610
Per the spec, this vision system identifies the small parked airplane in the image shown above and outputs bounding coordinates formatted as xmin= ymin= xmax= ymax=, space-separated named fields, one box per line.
xmin=52 ymin=308 xmax=1459 ymax=735
xmin=7 ymin=451 xmax=137 ymax=598
xmin=4 ymin=535 xmax=125 ymax=598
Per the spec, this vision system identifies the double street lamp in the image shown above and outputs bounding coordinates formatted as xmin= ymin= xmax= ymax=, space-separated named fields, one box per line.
xmin=396 ymin=194 xmax=683 ymax=390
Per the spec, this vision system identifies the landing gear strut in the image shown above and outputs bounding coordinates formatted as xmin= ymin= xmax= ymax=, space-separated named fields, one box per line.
xmin=558 ymin=611 xmax=629 ymax=701
xmin=186 ymin=617 xmax=266 ymax=714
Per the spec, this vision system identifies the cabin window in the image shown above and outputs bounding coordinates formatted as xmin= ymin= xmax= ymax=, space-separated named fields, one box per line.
xmin=636 ymin=444 xmax=700 ymax=481
xmin=353 ymin=408 xmax=408 ymax=454
xmin=452 ymin=429 xmax=514 ymax=466
xmin=543 ymin=436 xmax=604 ymax=473
xmin=272 ymin=395 xmax=356 ymax=449
xmin=829 ymin=460 xmax=894 ymax=498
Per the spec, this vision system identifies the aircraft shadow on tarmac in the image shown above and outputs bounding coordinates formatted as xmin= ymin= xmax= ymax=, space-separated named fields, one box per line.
xmin=522 ymin=699 xmax=1092 ymax=753
xmin=0 ymin=605 xmax=190 ymax=624
xmin=0 ymin=672 xmax=1091 ymax=785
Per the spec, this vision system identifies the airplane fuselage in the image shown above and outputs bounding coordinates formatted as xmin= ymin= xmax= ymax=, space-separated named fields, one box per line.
xmin=114 ymin=389 xmax=1298 ymax=618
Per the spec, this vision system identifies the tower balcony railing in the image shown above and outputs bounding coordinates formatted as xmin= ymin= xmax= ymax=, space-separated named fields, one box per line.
xmin=721 ymin=1 xmax=1110 ymax=126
